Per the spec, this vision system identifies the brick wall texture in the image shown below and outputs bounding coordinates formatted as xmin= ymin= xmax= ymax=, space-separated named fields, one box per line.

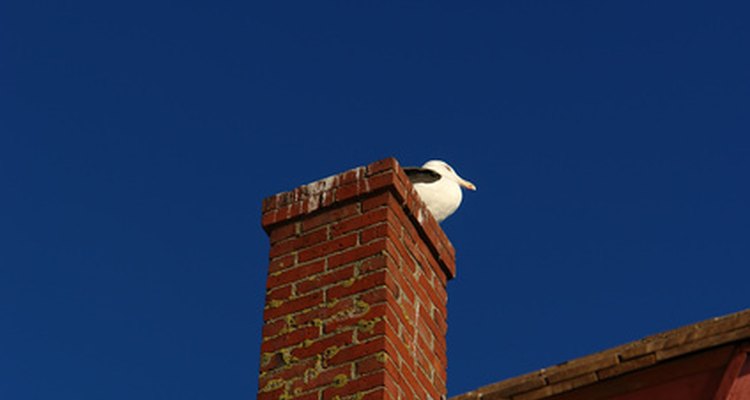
xmin=259 ymin=158 xmax=456 ymax=400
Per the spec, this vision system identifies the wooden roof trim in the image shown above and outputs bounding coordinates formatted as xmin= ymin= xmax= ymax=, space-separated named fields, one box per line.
xmin=452 ymin=308 xmax=750 ymax=400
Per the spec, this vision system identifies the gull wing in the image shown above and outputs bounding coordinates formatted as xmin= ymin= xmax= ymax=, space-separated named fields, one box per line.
xmin=403 ymin=167 xmax=441 ymax=184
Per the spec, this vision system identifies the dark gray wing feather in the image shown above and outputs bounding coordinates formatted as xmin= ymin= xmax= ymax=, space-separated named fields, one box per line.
xmin=403 ymin=167 xmax=441 ymax=184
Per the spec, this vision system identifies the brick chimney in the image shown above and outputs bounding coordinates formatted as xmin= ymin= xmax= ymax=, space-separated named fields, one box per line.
xmin=259 ymin=158 xmax=456 ymax=400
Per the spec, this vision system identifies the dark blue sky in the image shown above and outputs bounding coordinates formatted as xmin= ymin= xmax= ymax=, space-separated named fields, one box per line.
xmin=1 ymin=1 xmax=748 ymax=398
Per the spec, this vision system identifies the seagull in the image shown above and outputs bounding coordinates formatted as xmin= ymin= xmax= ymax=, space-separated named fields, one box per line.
xmin=403 ymin=160 xmax=476 ymax=222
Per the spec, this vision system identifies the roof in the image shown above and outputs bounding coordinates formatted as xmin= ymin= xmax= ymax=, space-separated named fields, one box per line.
xmin=451 ymin=308 xmax=750 ymax=400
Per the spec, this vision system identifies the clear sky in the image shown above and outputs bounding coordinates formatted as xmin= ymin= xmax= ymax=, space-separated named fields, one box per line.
xmin=1 ymin=1 xmax=748 ymax=398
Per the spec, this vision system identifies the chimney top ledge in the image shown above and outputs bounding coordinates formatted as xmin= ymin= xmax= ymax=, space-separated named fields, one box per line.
xmin=261 ymin=157 xmax=456 ymax=279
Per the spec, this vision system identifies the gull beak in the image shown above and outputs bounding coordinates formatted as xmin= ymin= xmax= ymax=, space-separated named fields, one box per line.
xmin=459 ymin=178 xmax=477 ymax=191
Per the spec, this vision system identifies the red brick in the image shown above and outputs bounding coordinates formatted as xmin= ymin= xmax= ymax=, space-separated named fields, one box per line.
xmin=381 ymin=274 xmax=401 ymax=311
xmin=267 ymin=260 xmax=325 ymax=288
xmin=382 ymin=368 xmax=402 ymax=400
xmin=400 ymin=234 xmax=424 ymax=266
xmin=418 ymin=298 xmax=445 ymax=340
xmin=335 ymin=181 xmax=365 ymax=202
xmin=323 ymin=371 xmax=387 ymax=399
xmin=257 ymin=387 xmax=283 ymax=400
xmin=261 ymin=210 xmax=278 ymax=230
xmin=330 ymin=208 xmax=389 ymax=238
xmin=361 ymin=223 xmax=390 ymax=244
xmin=359 ymin=255 xmax=389 ymax=274
xmin=357 ymin=354 xmax=386 ymax=376
xmin=274 ymin=204 xmax=292 ymax=222
xmin=361 ymin=388 xmax=392 ymax=400
xmin=259 ymin=351 xmax=285 ymax=373
xmin=327 ymin=337 xmax=387 ymax=366
xmin=289 ymin=201 xmax=307 ymax=220
xmin=262 ymin=195 xmax=278 ymax=213
xmin=436 ymin=366 xmax=447 ymax=388
xmin=436 ymin=342 xmax=447 ymax=372
xmin=366 ymin=173 xmax=398 ymax=193
xmin=366 ymin=158 xmax=398 ymax=176
xmin=327 ymin=239 xmax=387 ymax=269
xmin=290 ymin=393 xmax=318 ymax=400
xmin=293 ymin=363 xmax=352 ymax=394
xmin=357 ymin=317 xmax=387 ymax=341
xmin=340 ymin=167 xmax=365 ymax=185
xmin=301 ymin=203 xmax=360 ymax=232
xmin=417 ymin=364 xmax=443 ymax=400
xmin=325 ymin=303 xmax=388 ymax=334
xmin=414 ymin=274 xmax=446 ymax=320
xmin=384 ymin=328 xmax=411 ymax=366
xmin=260 ymin=325 xmax=319 ymax=353
xmin=260 ymin=355 xmax=316 ymax=382
xmin=276 ymin=191 xmax=297 ymax=207
xmin=358 ymin=287 xmax=389 ymax=306
xmin=268 ymin=221 xmax=296 ymax=243
xmin=361 ymin=191 xmax=392 ymax=212
xmin=296 ymin=265 xmax=356 ymax=295
xmin=383 ymin=260 xmax=414 ymax=304
xmin=298 ymin=233 xmax=358 ymax=263
xmin=382 ymin=227 xmax=411 ymax=263
xmin=398 ymin=366 xmax=426 ymax=400
xmin=269 ymin=228 xmax=327 ymax=258
xmin=292 ymin=330 xmax=354 ymax=360
xmin=268 ymin=253 xmax=295 ymax=274
xmin=263 ymin=291 xmax=324 ymax=321
xmin=294 ymin=297 xmax=354 ymax=327
xmin=266 ymin=284 xmax=292 ymax=302
xmin=326 ymin=270 xmax=387 ymax=301
xmin=384 ymin=298 xmax=414 ymax=339
xmin=415 ymin=334 xmax=432 ymax=370
xmin=261 ymin=318 xmax=288 ymax=339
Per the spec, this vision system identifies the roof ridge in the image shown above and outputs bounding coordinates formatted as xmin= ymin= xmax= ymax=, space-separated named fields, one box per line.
xmin=451 ymin=308 xmax=750 ymax=400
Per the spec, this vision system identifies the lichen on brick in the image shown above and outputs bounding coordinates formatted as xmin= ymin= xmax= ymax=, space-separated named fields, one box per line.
xmin=280 ymin=348 xmax=298 ymax=365
xmin=354 ymin=299 xmax=370 ymax=314
xmin=357 ymin=318 xmax=381 ymax=333
xmin=261 ymin=378 xmax=284 ymax=392
xmin=276 ymin=326 xmax=290 ymax=336
xmin=342 ymin=276 xmax=357 ymax=287
xmin=400 ymin=305 xmax=411 ymax=323
xmin=304 ymin=367 xmax=320 ymax=383
xmin=334 ymin=393 xmax=365 ymax=400
xmin=267 ymin=299 xmax=284 ymax=309
xmin=324 ymin=345 xmax=340 ymax=360
xmin=333 ymin=374 xmax=348 ymax=387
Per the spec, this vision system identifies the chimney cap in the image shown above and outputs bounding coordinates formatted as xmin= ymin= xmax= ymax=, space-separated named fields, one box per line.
xmin=261 ymin=157 xmax=456 ymax=279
